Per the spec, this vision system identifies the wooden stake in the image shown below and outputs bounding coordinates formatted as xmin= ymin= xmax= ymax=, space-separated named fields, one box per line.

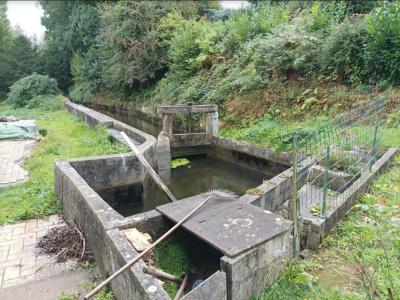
xmin=120 ymin=131 xmax=177 ymax=202
xmin=84 ymin=195 xmax=213 ymax=299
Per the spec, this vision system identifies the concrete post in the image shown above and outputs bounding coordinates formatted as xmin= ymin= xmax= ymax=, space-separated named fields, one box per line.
xmin=206 ymin=111 xmax=219 ymax=138
xmin=212 ymin=111 xmax=219 ymax=137
xmin=156 ymin=131 xmax=171 ymax=185
xmin=162 ymin=114 xmax=173 ymax=140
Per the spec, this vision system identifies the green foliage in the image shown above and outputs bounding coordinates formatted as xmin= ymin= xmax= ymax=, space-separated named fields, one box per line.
xmin=309 ymin=1 xmax=346 ymax=31
xmin=40 ymin=0 xmax=75 ymax=92
xmin=0 ymin=28 xmax=45 ymax=97
xmin=319 ymin=18 xmax=367 ymax=84
xmin=68 ymin=2 xmax=100 ymax=55
xmin=251 ymin=24 xmax=320 ymax=80
xmin=27 ymin=94 xmax=65 ymax=111
xmin=365 ymin=1 xmax=400 ymax=85
xmin=168 ymin=18 xmax=222 ymax=78
xmin=7 ymin=73 xmax=59 ymax=108
xmin=154 ymin=239 xmax=190 ymax=297
xmin=220 ymin=5 xmax=288 ymax=54
xmin=386 ymin=110 xmax=400 ymax=128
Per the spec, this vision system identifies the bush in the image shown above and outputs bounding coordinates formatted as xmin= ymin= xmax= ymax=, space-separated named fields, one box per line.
xmin=365 ymin=2 xmax=400 ymax=84
xmin=168 ymin=18 xmax=223 ymax=78
xmin=250 ymin=24 xmax=320 ymax=81
xmin=319 ymin=18 xmax=367 ymax=84
xmin=7 ymin=73 xmax=59 ymax=108
xmin=309 ymin=1 xmax=346 ymax=32
xmin=219 ymin=5 xmax=288 ymax=54
xmin=26 ymin=94 xmax=65 ymax=111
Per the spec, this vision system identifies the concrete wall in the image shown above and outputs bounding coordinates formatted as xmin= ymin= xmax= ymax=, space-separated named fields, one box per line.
xmin=221 ymin=227 xmax=292 ymax=300
xmin=55 ymin=161 xmax=169 ymax=300
xmin=182 ymin=271 xmax=227 ymax=300
xmin=212 ymin=137 xmax=291 ymax=166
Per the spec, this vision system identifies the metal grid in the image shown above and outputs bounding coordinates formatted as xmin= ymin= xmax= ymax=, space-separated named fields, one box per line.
xmin=289 ymin=98 xmax=385 ymax=255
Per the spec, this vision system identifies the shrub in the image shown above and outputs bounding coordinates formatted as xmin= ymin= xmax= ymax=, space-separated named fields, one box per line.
xmin=168 ymin=18 xmax=223 ymax=78
xmin=309 ymin=1 xmax=346 ymax=32
xmin=7 ymin=73 xmax=59 ymax=108
xmin=365 ymin=1 xmax=400 ymax=84
xmin=27 ymin=94 xmax=65 ymax=111
xmin=219 ymin=5 xmax=288 ymax=54
xmin=250 ymin=24 xmax=320 ymax=81
xmin=319 ymin=18 xmax=367 ymax=84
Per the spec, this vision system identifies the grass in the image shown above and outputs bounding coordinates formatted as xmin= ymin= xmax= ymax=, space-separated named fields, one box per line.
xmin=257 ymin=126 xmax=400 ymax=299
xmin=0 ymin=100 xmax=127 ymax=224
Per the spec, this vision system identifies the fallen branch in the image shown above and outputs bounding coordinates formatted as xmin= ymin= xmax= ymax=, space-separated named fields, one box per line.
xmin=143 ymin=266 xmax=182 ymax=283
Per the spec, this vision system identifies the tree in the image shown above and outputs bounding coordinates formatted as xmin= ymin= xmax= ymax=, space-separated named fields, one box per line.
xmin=0 ymin=2 xmax=12 ymax=97
xmin=40 ymin=1 xmax=74 ymax=92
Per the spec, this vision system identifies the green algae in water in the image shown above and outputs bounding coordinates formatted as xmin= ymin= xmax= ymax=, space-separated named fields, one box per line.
xmin=171 ymin=158 xmax=190 ymax=169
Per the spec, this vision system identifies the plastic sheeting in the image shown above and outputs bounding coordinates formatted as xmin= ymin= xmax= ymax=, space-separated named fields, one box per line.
xmin=0 ymin=120 xmax=38 ymax=140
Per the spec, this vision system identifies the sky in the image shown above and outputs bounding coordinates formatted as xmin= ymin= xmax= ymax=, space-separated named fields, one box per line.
xmin=5 ymin=0 xmax=250 ymax=41
xmin=6 ymin=0 xmax=45 ymax=40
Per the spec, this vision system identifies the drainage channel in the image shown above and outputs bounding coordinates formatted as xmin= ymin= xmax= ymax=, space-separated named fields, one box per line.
xmin=92 ymin=105 xmax=269 ymax=217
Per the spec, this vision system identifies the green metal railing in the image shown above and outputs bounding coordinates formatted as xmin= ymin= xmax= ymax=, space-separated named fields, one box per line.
xmin=288 ymin=98 xmax=385 ymax=256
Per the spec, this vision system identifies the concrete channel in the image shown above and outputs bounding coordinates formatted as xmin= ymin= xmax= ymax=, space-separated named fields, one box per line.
xmin=55 ymin=101 xmax=397 ymax=300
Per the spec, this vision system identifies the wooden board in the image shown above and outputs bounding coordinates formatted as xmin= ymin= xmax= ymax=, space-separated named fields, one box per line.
xmin=123 ymin=228 xmax=151 ymax=252
xmin=156 ymin=193 xmax=289 ymax=257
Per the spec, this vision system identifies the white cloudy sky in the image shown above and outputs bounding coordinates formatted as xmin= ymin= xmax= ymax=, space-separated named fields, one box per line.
xmin=6 ymin=1 xmax=249 ymax=41
xmin=7 ymin=1 xmax=45 ymax=40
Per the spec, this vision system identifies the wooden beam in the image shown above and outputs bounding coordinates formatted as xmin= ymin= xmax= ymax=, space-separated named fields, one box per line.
xmin=120 ymin=131 xmax=177 ymax=202
xmin=158 ymin=104 xmax=217 ymax=114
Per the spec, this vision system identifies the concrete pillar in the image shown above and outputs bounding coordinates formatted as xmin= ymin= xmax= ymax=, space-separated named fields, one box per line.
xmin=156 ymin=131 xmax=171 ymax=185
xmin=206 ymin=111 xmax=219 ymax=138
xmin=162 ymin=114 xmax=173 ymax=140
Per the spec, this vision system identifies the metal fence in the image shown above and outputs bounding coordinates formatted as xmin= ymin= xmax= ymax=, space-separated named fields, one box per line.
xmin=289 ymin=98 xmax=386 ymax=255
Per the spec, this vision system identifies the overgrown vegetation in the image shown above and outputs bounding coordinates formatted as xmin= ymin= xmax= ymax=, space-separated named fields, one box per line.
xmin=258 ymin=130 xmax=400 ymax=299
xmin=0 ymin=101 xmax=127 ymax=224
xmin=7 ymin=73 xmax=59 ymax=108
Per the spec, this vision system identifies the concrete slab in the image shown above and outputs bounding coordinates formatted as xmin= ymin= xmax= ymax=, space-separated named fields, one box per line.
xmin=0 ymin=269 xmax=90 ymax=300
xmin=156 ymin=193 xmax=289 ymax=257
xmin=0 ymin=140 xmax=35 ymax=187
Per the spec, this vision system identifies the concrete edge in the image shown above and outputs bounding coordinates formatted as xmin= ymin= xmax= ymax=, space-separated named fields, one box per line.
xmin=212 ymin=136 xmax=291 ymax=166
xmin=303 ymin=147 xmax=398 ymax=249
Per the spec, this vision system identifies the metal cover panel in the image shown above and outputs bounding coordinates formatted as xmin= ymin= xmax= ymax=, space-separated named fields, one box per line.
xmin=156 ymin=193 xmax=289 ymax=257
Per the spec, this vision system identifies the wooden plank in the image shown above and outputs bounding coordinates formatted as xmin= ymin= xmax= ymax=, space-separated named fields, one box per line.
xmin=120 ymin=131 xmax=177 ymax=202
xmin=156 ymin=193 xmax=289 ymax=257
xmin=123 ymin=228 xmax=151 ymax=252
xmin=158 ymin=104 xmax=217 ymax=114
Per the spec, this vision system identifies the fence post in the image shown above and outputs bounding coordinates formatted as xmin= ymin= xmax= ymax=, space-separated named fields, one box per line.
xmin=321 ymin=145 xmax=330 ymax=218
xmin=291 ymin=135 xmax=299 ymax=257
xmin=369 ymin=124 xmax=379 ymax=172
